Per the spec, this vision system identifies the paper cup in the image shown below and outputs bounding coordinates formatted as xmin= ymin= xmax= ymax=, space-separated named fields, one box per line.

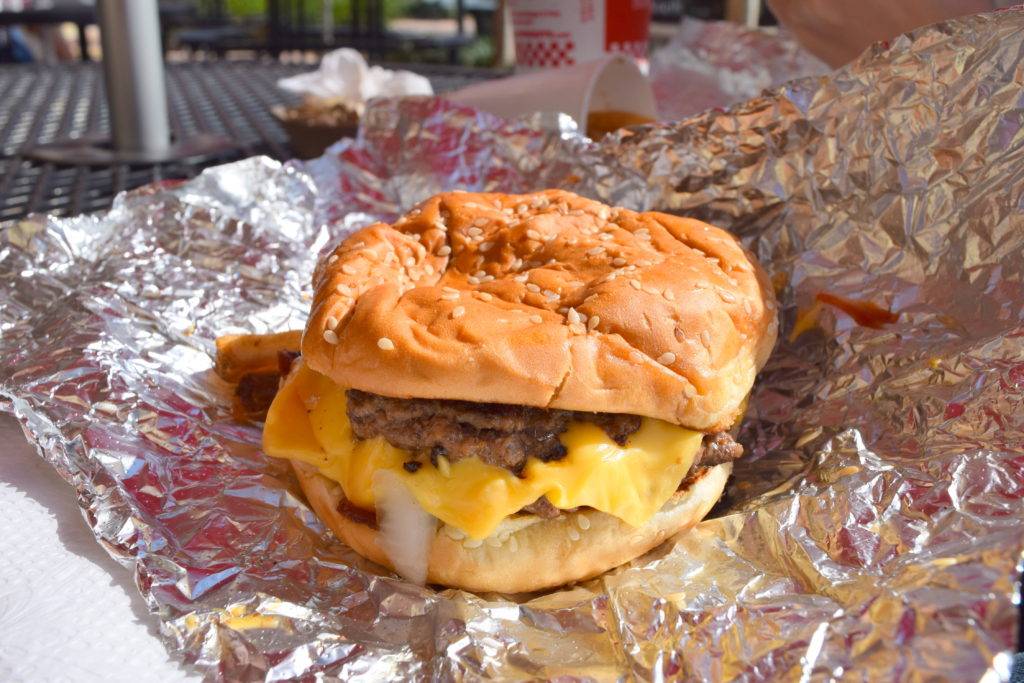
xmin=447 ymin=54 xmax=657 ymax=137
xmin=509 ymin=0 xmax=652 ymax=72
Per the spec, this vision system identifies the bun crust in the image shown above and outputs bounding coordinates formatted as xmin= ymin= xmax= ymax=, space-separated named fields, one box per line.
xmin=292 ymin=459 xmax=731 ymax=593
xmin=303 ymin=190 xmax=777 ymax=431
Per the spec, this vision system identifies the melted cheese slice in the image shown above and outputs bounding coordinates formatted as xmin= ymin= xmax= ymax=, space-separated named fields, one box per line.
xmin=263 ymin=361 xmax=703 ymax=540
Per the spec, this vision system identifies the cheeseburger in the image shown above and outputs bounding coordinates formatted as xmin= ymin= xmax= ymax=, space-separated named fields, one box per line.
xmin=263 ymin=189 xmax=777 ymax=593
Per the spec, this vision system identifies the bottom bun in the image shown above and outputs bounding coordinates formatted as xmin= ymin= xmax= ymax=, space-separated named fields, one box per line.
xmin=291 ymin=460 xmax=731 ymax=594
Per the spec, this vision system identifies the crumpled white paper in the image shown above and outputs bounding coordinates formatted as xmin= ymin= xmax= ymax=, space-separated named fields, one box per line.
xmin=276 ymin=48 xmax=434 ymax=104
xmin=650 ymin=17 xmax=829 ymax=120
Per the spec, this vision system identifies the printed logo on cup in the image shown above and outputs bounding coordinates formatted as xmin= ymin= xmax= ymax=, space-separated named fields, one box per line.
xmin=511 ymin=0 xmax=653 ymax=71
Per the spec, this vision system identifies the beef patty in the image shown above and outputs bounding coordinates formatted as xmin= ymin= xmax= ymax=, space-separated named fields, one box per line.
xmin=342 ymin=390 xmax=743 ymax=523
xmin=346 ymin=389 xmax=641 ymax=472
xmin=346 ymin=390 xmax=741 ymax=471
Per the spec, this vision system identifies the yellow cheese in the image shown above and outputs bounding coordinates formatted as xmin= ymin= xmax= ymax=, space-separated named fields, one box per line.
xmin=264 ymin=362 xmax=703 ymax=540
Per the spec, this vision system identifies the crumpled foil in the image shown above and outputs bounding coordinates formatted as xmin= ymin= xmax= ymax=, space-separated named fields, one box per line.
xmin=2 ymin=9 xmax=1023 ymax=682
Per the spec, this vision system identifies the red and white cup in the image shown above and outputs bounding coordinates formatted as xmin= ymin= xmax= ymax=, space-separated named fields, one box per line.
xmin=509 ymin=0 xmax=653 ymax=72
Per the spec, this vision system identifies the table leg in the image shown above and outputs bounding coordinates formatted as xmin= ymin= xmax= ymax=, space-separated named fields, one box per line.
xmin=77 ymin=22 xmax=90 ymax=60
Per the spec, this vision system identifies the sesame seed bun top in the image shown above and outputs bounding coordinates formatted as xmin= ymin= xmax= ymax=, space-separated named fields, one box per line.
xmin=302 ymin=190 xmax=777 ymax=431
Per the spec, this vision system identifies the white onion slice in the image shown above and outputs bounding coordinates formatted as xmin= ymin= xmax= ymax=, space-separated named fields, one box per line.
xmin=371 ymin=470 xmax=437 ymax=585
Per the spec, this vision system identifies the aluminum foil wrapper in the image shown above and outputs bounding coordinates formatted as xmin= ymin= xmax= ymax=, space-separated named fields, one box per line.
xmin=2 ymin=9 xmax=1023 ymax=681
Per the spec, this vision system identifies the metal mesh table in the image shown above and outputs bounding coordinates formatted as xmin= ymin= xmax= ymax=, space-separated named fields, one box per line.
xmin=0 ymin=60 xmax=499 ymax=223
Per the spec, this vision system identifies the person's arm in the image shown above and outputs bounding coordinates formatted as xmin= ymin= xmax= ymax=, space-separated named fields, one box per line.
xmin=766 ymin=0 xmax=997 ymax=67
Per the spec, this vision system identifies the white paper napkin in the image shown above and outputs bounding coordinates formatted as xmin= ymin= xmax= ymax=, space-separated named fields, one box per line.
xmin=277 ymin=48 xmax=434 ymax=104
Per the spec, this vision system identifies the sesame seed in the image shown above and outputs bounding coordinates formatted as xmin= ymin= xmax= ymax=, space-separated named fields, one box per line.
xmin=325 ymin=315 xmax=338 ymax=330
xmin=503 ymin=207 xmax=514 ymax=215
xmin=543 ymin=289 xmax=557 ymax=297
xmin=335 ymin=283 xmax=351 ymax=296
xmin=568 ymin=209 xmax=584 ymax=216
xmin=568 ymin=528 xmax=581 ymax=541
xmin=473 ymin=217 xmax=489 ymax=227
xmin=404 ymin=257 xmax=416 ymax=267
xmin=629 ymin=351 xmax=643 ymax=363
xmin=526 ymin=283 xmax=541 ymax=292
xmin=514 ymin=273 xmax=529 ymax=282
xmin=664 ymin=289 xmax=676 ymax=301
xmin=424 ymin=264 xmax=435 ymax=276
xmin=546 ymin=293 xmax=560 ymax=302
xmin=479 ymin=241 xmax=494 ymax=251
xmin=674 ymin=327 xmax=685 ymax=342
xmin=567 ymin=308 xmax=580 ymax=324
xmin=586 ymin=247 xmax=605 ymax=256
xmin=598 ymin=233 xmax=613 ymax=241
xmin=629 ymin=279 xmax=641 ymax=290
xmin=452 ymin=306 xmax=466 ymax=318
xmin=467 ymin=276 xmax=481 ymax=285
xmin=467 ymin=226 xmax=483 ymax=237
xmin=743 ymin=299 xmax=753 ymax=314
xmin=472 ymin=270 xmax=485 ymax=279
xmin=588 ymin=316 xmax=600 ymax=331
xmin=569 ymin=322 xmax=585 ymax=335
xmin=530 ymin=314 xmax=543 ymax=324
xmin=477 ymin=292 xmax=493 ymax=301
xmin=378 ymin=337 xmax=395 ymax=351
xmin=719 ymin=291 xmax=736 ymax=303
xmin=441 ymin=291 xmax=459 ymax=300
xmin=644 ymin=286 xmax=660 ymax=295
xmin=700 ymin=330 xmax=712 ymax=348
xmin=636 ymin=260 xmax=652 ymax=267
xmin=481 ymin=274 xmax=495 ymax=283
xmin=526 ymin=229 xmax=542 ymax=241
xmin=341 ymin=264 xmax=356 ymax=275
xmin=352 ymin=241 xmax=366 ymax=248
xmin=577 ymin=515 xmax=591 ymax=530
xmin=323 ymin=329 xmax=339 ymax=344
xmin=658 ymin=352 xmax=676 ymax=365
xmin=516 ymin=203 xmax=528 ymax=214
xmin=437 ymin=245 xmax=452 ymax=256
xmin=612 ymin=257 xmax=627 ymax=266
xmin=327 ymin=254 xmax=339 ymax=264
